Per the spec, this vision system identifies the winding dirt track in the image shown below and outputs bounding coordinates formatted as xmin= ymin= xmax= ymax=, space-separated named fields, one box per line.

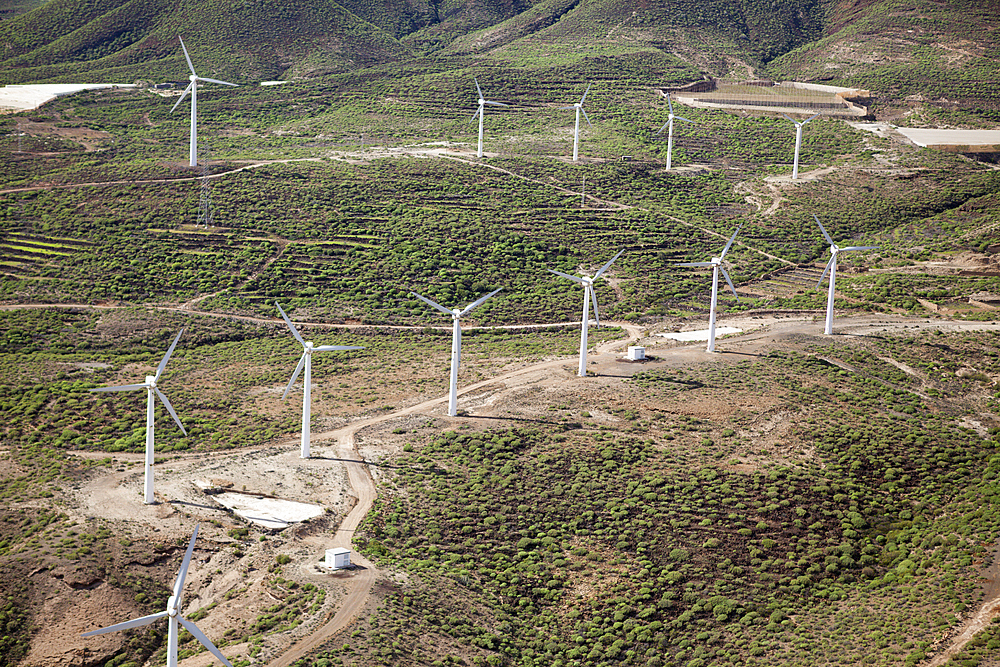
xmin=262 ymin=322 xmax=641 ymax=666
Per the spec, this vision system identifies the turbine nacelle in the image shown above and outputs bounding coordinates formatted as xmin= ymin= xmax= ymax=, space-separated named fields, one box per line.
xmin=145 ymin=375 xmax=156 ymax=387
xmin=167 ymin=595 xmax=178 ymax=617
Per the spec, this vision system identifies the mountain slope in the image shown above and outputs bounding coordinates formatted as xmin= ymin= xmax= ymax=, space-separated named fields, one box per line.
xmin=0 ymin=0 xmax=410 ymax=84
xmin=766 ymin=0 xmax=1000 ymax=120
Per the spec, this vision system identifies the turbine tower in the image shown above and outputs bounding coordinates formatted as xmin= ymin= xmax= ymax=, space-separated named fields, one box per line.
xmin=814 ymin=214 xmax=877 ymax=335
xmin=470 ymin=77 xmax=508 ymax=158
xmin=277 ymin=303 xmax=364 ymax=459
xmin=82 ymin=524 xmax=233 ymax=667
xmin=656 ymin=93 xmax=696 ymax=170
xmin=549 ymin=249 xmax=624 ymax=377
xmin=410 ymin=288 xmax=502 ymax=416
xmin=91 ymin=329 xmax=186 ymax=505
xmin=676 ymin=226 xmax=742 ymax=353
xmin=560 ymin=83 xmax=592 ymax=161
xmin=172 ymin=36 xmax=237 ymax=167
xmin=782 ymin=113 xmax=819 ymax=179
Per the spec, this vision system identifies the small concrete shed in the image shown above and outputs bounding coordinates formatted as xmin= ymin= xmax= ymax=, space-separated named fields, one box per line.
xmin=325 ymin=547 xmax=351 ymax=569
xmin=627 ymin=346 xmax=646 ymax=361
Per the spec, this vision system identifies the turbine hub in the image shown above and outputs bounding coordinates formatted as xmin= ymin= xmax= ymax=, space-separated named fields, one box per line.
xmin=146 ymin=375 xmax=156 ymax=387
xmin=189 ymin=73 xmax=197 ymax=83
xmin=831 ymin=245 xmax=839 ymax=254
xmin=305 ymin=341 xmax=314 ymax=352
xmin=711 ymin=257 xmax=722 ymax=264
xmin=478 ymin=98 xmax=485 ymax=105
xmin=167 ymin=595 xmax=178 ymax=616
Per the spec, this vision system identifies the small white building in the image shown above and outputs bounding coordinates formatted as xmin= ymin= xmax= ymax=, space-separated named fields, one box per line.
xmin=627 ymin=346 xmax=646 ymax=361
xmin=325 ymin=547 xmax=351 ymax=569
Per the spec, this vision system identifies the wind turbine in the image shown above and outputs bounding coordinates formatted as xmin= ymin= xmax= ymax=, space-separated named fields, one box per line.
xmin=656 ymin=93 xmax=696 ymax=170
xmin=410 ymin=288 xmax=502 ymax=416
xmin=172 ymin=36 xmax=237 ymax=167
xmin=782 ymin=112 xmax=819 ymax=179
xmin=82 ymin=524 xmax=233 ymax=667
xmin=814 ymin=214 xmax=877 ymax=335
xmin=676 ymin=226 xmax=742 ymax=353
xmin=276 ymin=302 xmax=364 ymax=459
xmin=91 ymin=329 xmax=186 ymax=505
xmin=560 ymin=83 xmax=592 ymax=161
xmin=549 ymin=249 xmax=624 ymax=377
xmin=470 ymin=77 xmax=508 ymax=158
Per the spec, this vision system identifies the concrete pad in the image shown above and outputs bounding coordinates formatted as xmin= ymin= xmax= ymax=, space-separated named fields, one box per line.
xmin=895 ymin=127 xmax=1000 ymax=151
xmin=0 ymin=84 xmax=136 ymax=112
xmin=657 ymin=327 xmax=743 ymax=342
xmin=194 ymin=481 xmax=324 ymax=530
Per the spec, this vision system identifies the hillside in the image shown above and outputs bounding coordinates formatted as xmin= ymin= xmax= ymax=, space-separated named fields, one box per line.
xmin=0 ymin=0 xmax=410 ymax=84
xmin=1 ymin=0 xmax=826 ymax=84
xmin=766 ymin=0 xmax=1000 ymax=124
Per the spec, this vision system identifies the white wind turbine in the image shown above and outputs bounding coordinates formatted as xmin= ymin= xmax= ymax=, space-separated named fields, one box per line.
xmin=814 ymin=214 xmax=877 ymax=335
xmin=82 ymin=524 xmax=233 ymax=667
xmin=560 ymin=83 xmax=592 ymax=161
xmin=410 ymin=288 xmax=502 ymax=416
xmin=277 ymin=302 xmax=364 ymax=459
xmin=549 ymin=249 xmax=624 ymax=377
xmin=782 ymin=112 xmax=819 ymax=179
xmin=470 ymin=77 xmax=508 ymax=158
xmin=91 ymin=329 xmax=186 ymax=505
xmin=676 ymin=226 xmax=742 ymax=353
xmin=657 ymin=93 xmax=696 ymax=170
xmin=172 ymin=36 xmax=237 ymax=167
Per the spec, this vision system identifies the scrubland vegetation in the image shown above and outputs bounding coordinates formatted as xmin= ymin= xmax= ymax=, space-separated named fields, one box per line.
xmin=1 ymin=1 xmax=1000 ymax=665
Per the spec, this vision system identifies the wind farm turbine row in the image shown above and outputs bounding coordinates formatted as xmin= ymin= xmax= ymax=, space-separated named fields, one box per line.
xmin=89 ymin=215 xmax=873 ymax=502
xmin=170 ymin=34 xmax=826 ymax=175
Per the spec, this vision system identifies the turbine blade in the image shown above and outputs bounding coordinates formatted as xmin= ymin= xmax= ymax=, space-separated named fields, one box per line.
xmin=275 ymin=302 xmax=306 ymax=347
xmin=666 ymin=93 xmax=674 ymax=115
xmin=813 ymin=213 xmax=834 ymax=245
xmin=720 ymin=224 xmax=742 ymax=259
xmin=170 ymin=84 xmax=193 ymax=113
xmin=459 ymin=288 xmax=502 ymax=317
xmin=198 ymin=77 xmax=237 ymax=87
xmin=484 ymin=101 xmax=508 ymax=107
xmin=312 ymin=345 xmax=364 ymax=352
xmin=781 ymin=113 xmax=797 ymax=125
xmin=91 ymin=383 xmax=148 ymax=393
xmin=81 ymin=611 xmax=168 ymax=637
xmin=282 ymin=353 xmax=306 ymax=400
xmin=155 ymin=329 xmax=184 ymax=382
xmin=581 ymin=107 xmax=593 ymax=128
xmin=655 ymin=121 xmax=670 ymax=136
xmin=410 ymin=291 xmax=453 ymax=316
xmin=804 ymin=113 xmax=821 ymax=124
xmin=172 ymin=524 xmax=200 ymax=605
xmin=580 ymin=83 xmax=591 ymax=105
xmin=179 ymin=617 xmax=234 ymax=667
xmin=178 ymin=36 xmax=196 ymax=76
xmin=474 ymin=77 xmax=483 ymax=100
xmin=676 ymin=115 xmax=696 ymax=125
xmin=469 ymin=107 xmax=481 ymax=124
xmin=818 ymin=256 xmax=835 ymax=287
xmin=594 ymin=249 xmax=624 ymax=279
xmin=154 ymin=388 xmax=187 ymax=436
xmin=590 ymin=287 xmax=601 ymax=327
xmin=675 ymin=261 xmax=715 ymax=268
xmin=841 ymin=245 xmax=878 ymax=252
xmin=559 ymin=105 xmax=577 ymax=110
xmin=720 ymin=267 xmax=739 ymax=300
xmin=548 ymin=269 xmax=585 ymax=285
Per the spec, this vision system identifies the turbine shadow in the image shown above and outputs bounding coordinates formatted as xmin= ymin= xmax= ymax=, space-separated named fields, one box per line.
xmin=169 ymin=500 xmax=226 ymax=512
